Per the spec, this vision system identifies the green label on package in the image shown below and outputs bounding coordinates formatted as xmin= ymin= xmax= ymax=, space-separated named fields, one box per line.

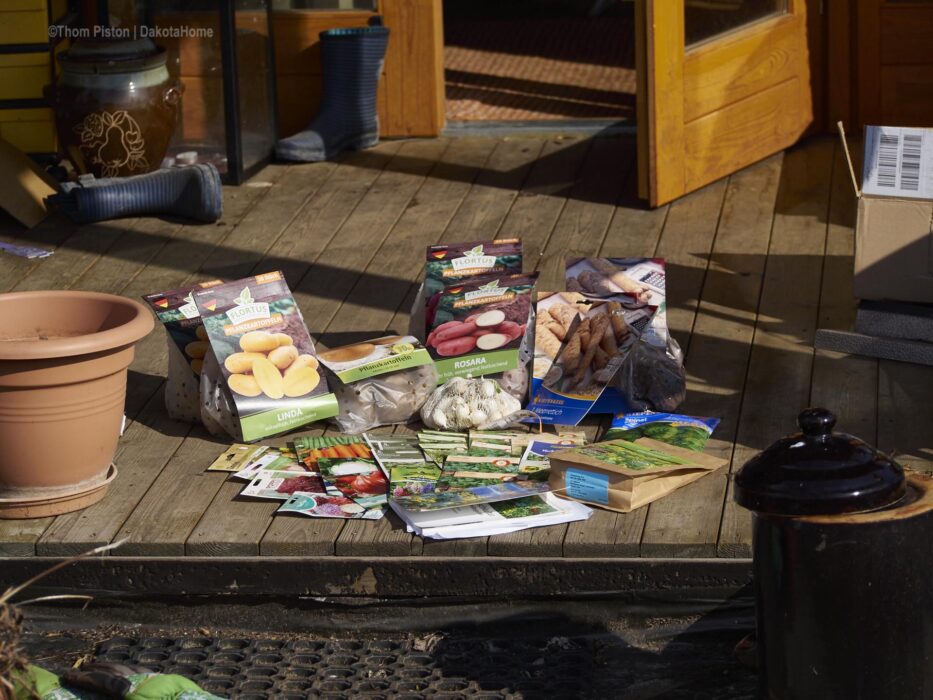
xmin=433 ymin=348 xmax=519 ymax=382
xmin=317 ymin=337 xmax=433 ymax=383
xmin=240 ymin=393 xmax=340 ymax=442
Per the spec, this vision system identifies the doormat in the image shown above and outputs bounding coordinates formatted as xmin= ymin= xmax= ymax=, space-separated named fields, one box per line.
xmin=445 ymin=16 xmax=636 ymax=122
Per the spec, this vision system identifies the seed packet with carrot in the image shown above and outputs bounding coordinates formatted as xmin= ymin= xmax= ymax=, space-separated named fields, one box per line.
xmin=426 ymin=273 xmax=537 ymax=382
xmin=293 ymin=437 xmax=372 ymax=468
xmin=193 ymin=272 xmax=338 ymax=441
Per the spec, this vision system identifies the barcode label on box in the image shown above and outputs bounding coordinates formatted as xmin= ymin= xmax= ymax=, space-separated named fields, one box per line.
xmin=862 ymin=126 xmax=933 ymax=200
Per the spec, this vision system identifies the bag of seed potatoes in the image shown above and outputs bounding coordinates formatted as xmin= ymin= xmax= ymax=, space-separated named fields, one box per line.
xmin=425 ymin=273 xmax=537 ymax=402
xmin=192 ymin=272 xmax=338 ymax=442
xmin=143 ymin=280 xmax=224 ymax=423
xmin=316 ymin=335 xmax=438 ymax=433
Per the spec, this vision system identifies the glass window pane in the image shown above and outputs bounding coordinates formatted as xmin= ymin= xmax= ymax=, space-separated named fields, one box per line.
xmin=152 ymin=3 xmax=229 ymax=173
xmin=235 ymin=0 xmax=277 ymax=174
xmin=685 ymin=0 xmax=787 ymax=48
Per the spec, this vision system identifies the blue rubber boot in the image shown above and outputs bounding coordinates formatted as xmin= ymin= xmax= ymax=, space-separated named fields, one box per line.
xmin=275 ymin=22 xmax=389 ymax=163
xmin=46 ymin=164 xmax=223 ymax=224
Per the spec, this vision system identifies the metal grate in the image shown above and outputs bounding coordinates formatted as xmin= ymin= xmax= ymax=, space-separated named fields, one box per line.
xmin=94 ymin=635 xmax=599 ymax=699
xmin=90 ymin=629 xmax=757 ymax=699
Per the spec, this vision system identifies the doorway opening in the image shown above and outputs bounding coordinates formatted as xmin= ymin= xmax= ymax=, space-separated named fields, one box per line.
xmin=442 ymin=0 xmax=636 ymax=124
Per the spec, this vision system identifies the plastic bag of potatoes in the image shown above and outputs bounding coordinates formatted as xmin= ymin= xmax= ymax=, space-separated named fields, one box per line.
xmin=315 ymin=335 xmax=439 ymax=433
xmin=326 ymin=364 xmax=438 ymax=433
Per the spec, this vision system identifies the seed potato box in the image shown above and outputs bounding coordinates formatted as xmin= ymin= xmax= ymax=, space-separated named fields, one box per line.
xmin=193 ymin=272 xmax=338 ymax=441
xmin=426 ymin=273 xmax=536 ymax=382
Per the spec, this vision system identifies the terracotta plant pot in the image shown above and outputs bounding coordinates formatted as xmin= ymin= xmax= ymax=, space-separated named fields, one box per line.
xmin=0 ymin=291 xmax=153 ymax=518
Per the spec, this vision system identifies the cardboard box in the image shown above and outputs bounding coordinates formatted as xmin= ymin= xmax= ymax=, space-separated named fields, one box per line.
xmin=845 ymin=125 xmax=933 ymax=304
xmin=0 ymin=136 xmax=56 ymax=228
xmin=548 ymin=438 xmax=726 ymax=513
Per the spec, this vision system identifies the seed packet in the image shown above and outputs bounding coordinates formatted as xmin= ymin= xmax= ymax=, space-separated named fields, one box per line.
xmin=437 ymin=454 xmax=523 ymax=490
xmin=207 ymin=444 xmax=269 ymax=472
xmin=316 ymin=335 xmax=437 ymax=433
xmin=417 ymin=430 xmax=468 ymax=465
xmin=365 ymin=434 xmax=429 ymax=472
xmin=292 ymin=437 xmax=372 ymax=468
xmin=143 ymin=279 xmax=223 ymax=423
xmin=604 ymin=412 xmax=719 ymax=451
xmin=515 ymin=432 xmax=590 ymax=481
xmin=427 ymin=273 xmax=537 ymax=382
xmin=241 ymin=469 xmax=327 ymax=500
xmin=509 ymin=429 xmax=588 ymax=456
xmin=393 ymin=480 xmax=553 ymax=512
xmin=278 ymin=492 xmax=384 ymax=519
xmin=232 ymin=448 xmax=301 ymax=481
xmin=316 ymin=457 xmax=389 ymax=509
xmin=388 ymin=464 xmax=442 ymax=498
xmin=467 ymin=440 xmax=514 ymax=456
xmin=193 ymin=271 xmax=338 ymax=441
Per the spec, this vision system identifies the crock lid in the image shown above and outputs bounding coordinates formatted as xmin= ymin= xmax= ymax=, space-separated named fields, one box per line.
xmin=733 ymin=408 xmax=906 ymax=516
xmin=59 ymin=38 xmax=166 ymax=73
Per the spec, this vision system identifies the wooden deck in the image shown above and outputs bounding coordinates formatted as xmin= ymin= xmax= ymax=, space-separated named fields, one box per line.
xmin=1 ymin=134 xmax=931 ymax=590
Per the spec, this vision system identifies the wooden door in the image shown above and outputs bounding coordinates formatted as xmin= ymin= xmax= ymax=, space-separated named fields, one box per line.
xmin=636 ymin=0 xmax=815 ymax=206
xmin=856 ymin=0 xmax=933 ymax=129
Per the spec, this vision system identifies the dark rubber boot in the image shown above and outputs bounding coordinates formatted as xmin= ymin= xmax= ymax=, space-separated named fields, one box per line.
xmin=46 ymin=164 xmax=223 ymax=224
xmin=275 ymin=22 xmax=389 ymax=163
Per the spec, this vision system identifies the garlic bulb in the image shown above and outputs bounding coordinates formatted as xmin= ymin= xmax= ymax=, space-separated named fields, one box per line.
xmin=421 ymin=377 xmax=523 ymax=431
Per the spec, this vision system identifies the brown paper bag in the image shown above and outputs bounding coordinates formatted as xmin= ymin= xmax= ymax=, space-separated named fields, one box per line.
xmin=548 ymin=437 xmax=727 ymax=513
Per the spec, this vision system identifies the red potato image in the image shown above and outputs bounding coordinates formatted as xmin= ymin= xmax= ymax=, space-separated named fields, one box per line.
xmin=427 ymin=316 xmax=527 ymax=356
xmin=436 ymin=335 xmax=477 ymax=356
xmin=496 ymin=321 xmax=523 ymax=341
xmin=433 ymin=320 xmax=477 ymax=343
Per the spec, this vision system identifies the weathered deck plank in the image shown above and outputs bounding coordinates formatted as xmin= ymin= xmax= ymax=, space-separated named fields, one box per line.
xmin=328 ymin=138 xmax=499 ymax=557
xmin=560 ymin=146 xmax=670 ymax=558
xmin=810 ymin=144 xmax=878 ymax=442
xmin=640 ymin=155 xmax=780 ymax=558
xmin=718 ymin=138 xmax=835 ymax=557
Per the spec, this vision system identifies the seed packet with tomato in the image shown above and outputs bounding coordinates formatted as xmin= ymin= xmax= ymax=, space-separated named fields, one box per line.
xmin=316 ymin=457 xmax=389 ymax=509
xmin=426 ymin=273 xmax=537 ymax=383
